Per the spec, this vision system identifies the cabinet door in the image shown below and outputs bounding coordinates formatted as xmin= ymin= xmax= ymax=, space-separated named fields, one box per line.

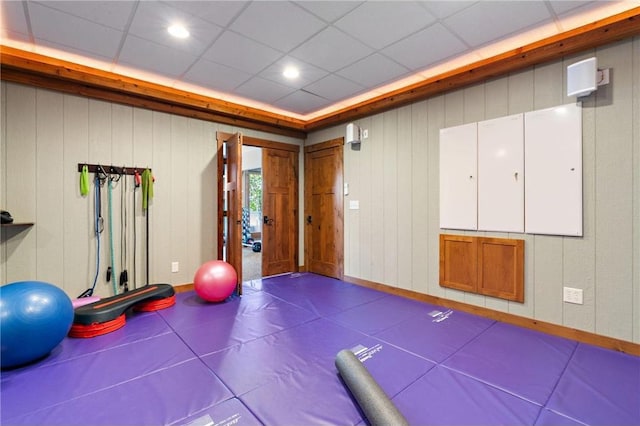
xmin=439 ymin=123 xmax=477 ymax=230
xmin=439 ymin=234 xmax=478 ymax=292
xmin=477 ymin=114 xmax=524 ymax=232
xmin=525 ymin=103 xmax=582 ymax=236
xmin=477 ymin=237 xmax=524 ymax=302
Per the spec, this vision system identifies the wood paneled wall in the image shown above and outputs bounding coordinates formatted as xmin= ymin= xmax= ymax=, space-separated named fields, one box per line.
xmin=307 ymin=36 xmax=640 ymax=344
xmin=0 ymin=82 xmax=303 ymax=298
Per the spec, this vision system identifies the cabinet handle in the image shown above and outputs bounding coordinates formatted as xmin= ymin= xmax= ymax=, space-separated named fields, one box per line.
xmin=514 ymin=171 xmax=518 ymax=180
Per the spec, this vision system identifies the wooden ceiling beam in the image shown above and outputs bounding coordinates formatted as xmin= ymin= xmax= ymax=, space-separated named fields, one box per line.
xmin=1 ymin=7 xmax=638 ymax=136
xmin=0 ymin=46 xmax=307 ymax=138
xmin=304 ymin=7 xmax=640 ymax=131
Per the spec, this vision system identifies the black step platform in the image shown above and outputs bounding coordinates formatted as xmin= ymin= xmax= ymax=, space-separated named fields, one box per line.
xmin=70 ymin=284 xmax=175 ymax=338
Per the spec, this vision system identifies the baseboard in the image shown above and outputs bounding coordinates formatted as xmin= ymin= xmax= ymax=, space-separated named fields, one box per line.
xmin=344 ymin=275 xmax=640 ymax=356
xmin=174 ymin=283 xmax=194 ymax=293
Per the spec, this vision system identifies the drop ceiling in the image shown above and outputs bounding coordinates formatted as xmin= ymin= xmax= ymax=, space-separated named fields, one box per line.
xmin=0 ymin=1 xmax=637 ymax=121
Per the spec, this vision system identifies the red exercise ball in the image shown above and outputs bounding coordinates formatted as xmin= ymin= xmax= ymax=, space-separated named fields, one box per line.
xmin=194 ymin=260 xmax=237 ymax=302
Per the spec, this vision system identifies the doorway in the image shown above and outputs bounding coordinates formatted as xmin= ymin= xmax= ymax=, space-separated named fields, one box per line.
xmin=242 ymin=146 xmax=263 ymax=282
xmin=216 ymin=132 xmax=300 ymax=292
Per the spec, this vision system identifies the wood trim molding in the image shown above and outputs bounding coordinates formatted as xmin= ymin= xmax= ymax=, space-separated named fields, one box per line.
xmin=304 ymin=137 xmax=344 ymax=153
xmin=344 ymin=275 xmax=640 ymax=356
xmin=1 ymin=8 xmax=638 ymax=136
xmin=242 ymin=135 xmax=300 ymax=152
xmin=305 ymin=7 xmax=640 ymax=131
xmin=0 ymin=47 xmax=307 ymax=139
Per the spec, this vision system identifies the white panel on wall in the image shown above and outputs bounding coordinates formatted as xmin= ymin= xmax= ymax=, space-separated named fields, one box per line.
xmin=525 ymin=102 xmax=582 ymax=236
xmin=439 ymin=122 xmax=477 ymax=230
xmin=478 ymin=113 xmax=524 ymax=232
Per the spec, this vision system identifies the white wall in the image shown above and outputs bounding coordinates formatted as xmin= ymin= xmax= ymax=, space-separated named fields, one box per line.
xmin=307 ymin=36 xmax=640 ymax=344
xmin=0 ymin=83 xmax=303 ymax=298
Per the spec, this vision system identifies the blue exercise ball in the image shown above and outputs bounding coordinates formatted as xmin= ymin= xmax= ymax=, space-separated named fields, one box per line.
xmin=0 ymin=281 xmax=74 ymax=369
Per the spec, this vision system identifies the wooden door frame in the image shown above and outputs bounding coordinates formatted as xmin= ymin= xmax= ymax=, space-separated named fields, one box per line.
xmin=304 ymin=137 xmax=344 ymax=278
xmin=216 ymin=131 xmax=300 ymax=274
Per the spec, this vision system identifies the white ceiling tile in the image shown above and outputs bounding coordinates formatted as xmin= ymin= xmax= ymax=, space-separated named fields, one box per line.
xmin=290 ymin=27 xmax=374 ymax=72
xmin=382 ymin=23 xmax=467 ymax=71
xmin=294 ymin=1 xmax=363 ymax=23
xmin=337 ymin=53 xmax=409 ymax=89
xmin=334 ymin=1 xmax=436 ymax=49
xmin=1 ymin=1 xmax=29 ymax=35
xmin=418 ymin=1 xmax=476 ymax=19
xmin=304 ymin=74 xmax=365 ymax=101
xmin=444 ymin=1 xmax=552 ymax=47
xmin=128 ymin=2 xmax=222 ymax=56
xmin=234 ymin=77 xmax=297 ymax=104
xmin=203 ymin=31 xmax=282 ymax=74
xmin=119 ymin=35 xmax=198 ymax=78
xmin=232 ymin=2 xmax=327 ymax=52
xmin=548 ymin=1 xmax=595 ymax=16
xmin=29 ymin=3 xmax=123 ymax=59
xmin=183 ymin=58 xmax=252 ymax=92
xmin=259 ymin=56 xmax=329 ymax=89
xmin=274 ymin=90 xmax=333 ymax=115
xmin=163 ymin=1 xmax=249 ymax=27
xmin=32 ymin=0 xmax=136 ymax=31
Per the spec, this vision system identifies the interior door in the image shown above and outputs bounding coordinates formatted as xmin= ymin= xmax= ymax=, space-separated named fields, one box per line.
xmin=305 ymin=139 xmax=343 ymax=279
xmin=262 ymin=148 xmax=298 ymax=276
xmin=225 ymin=132 xmax=243 ymax=293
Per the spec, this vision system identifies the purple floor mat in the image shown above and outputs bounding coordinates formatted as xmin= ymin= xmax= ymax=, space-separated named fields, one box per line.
xmin=4 ymin=312 xmax=173 ymax=371
xmin=172 ymin=294 xmax=317 ymax=356
xmin=545 ymin=343 xmax=640 ymax=425
xmin=326 ymin=293 xmax=436 ymax=335
xmin=159 ymin=290 xmax=307 ymax=331
xmin=170 ymin=398 xmax=262 ymax=426
xmin=7 ymin=359 xmax=233 ymax=426
xmin=394 ymin=365 xmax=542 ymax=425
xmin=345 ymin=336 xmax=435 ymax=398
xmin=443 ymin=321 xmax=577 ymax=404
xmin=240 ymin=366 xmax=363 ymax=425
xmin=202 ymin=318 xmax=367 ymax=395
xmin=2 ymin=332 xmax=196 ymax=420
xmin=254 ymin=273 xmax=386 ymax=316
xmin=374 ymin=307 xmax=495 ymax=362
xmin=535 ymin=409 xmax=585 ymax=426
xmin=2 ymin=273 xmax=637 ymax=426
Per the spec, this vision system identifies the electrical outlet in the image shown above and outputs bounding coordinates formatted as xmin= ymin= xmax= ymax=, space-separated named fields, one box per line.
xmin=171 ymin=262 xmax=179 ymax=273
xmin=563 ymin=287 xmax=583 ymax=304
xmin=362 ymin=129 xmax=369 ymax=139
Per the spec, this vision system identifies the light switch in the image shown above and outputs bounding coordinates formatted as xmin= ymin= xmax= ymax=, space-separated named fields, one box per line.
xmin=349 ymin=200 xmax=359 ymax=210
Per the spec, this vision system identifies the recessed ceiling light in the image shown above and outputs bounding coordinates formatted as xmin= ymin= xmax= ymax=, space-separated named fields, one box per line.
xmin=168 ymin=24 xmax=189 ymax=39
xmin=283 ymin=66 xmax=300 ymax=79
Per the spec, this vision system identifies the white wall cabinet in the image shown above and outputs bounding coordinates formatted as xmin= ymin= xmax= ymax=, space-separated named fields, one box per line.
xmin=478 ymin=114 xmax=524 ymax=232
xmin=439 ymin=123 xmax=477 ymax=230
xmin=525 ymin=103 xmax=583 ymax=236
xmin=440 ymin=103 xmax=582 ymax=237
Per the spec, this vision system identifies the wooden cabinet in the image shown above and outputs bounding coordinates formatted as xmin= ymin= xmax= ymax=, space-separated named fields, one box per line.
xmin=440 ymin=234 xmax=524 ymax=302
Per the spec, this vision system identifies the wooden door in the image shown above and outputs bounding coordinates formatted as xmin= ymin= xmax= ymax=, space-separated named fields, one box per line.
xmin=305 ymin=139 xmax=343 ymax=279
xmin=262 ymin=148 xmax=298 ymax=276
xmin=225 ymin=132 xmax=243 ymax=292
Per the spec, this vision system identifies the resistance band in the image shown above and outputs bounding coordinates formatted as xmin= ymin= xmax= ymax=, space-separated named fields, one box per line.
xmin=142 ymin=169 xmax=153 ymax=285
xmin=108 ymin=174 xmax=119 ymax=296
xmin=78 ymin=172 xmax=105 ymax=298
xmin=120 ymin=175 xmax=129 ymax=292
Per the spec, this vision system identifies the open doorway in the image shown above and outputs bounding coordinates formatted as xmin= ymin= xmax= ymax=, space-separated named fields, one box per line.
xmin=242 ymin=146 xmax=262 ymax=281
